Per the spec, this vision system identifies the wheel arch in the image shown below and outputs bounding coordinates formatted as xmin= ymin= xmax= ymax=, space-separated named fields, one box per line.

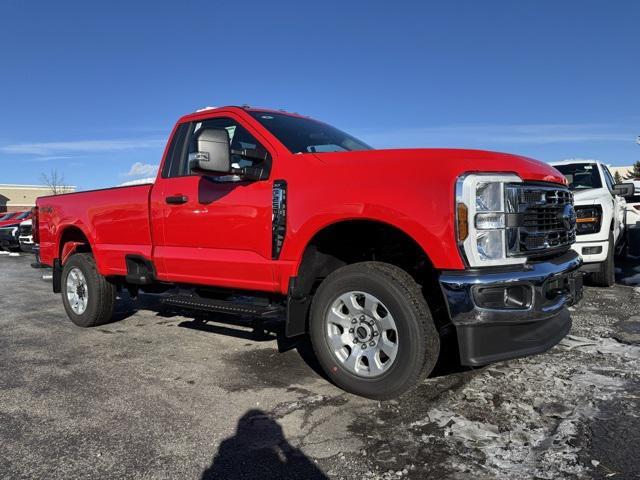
xmin=286 ymin=218 xmax=449 ymax=337
xmin=53 ymin=225 xmax=94 ymax=294
xmin=57 ymin=224 xmax=93 ymax=263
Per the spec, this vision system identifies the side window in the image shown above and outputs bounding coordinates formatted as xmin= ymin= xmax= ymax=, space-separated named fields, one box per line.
xmin=184 ymin=117 xmax=271 ymax=176
xmin=602 ymin=166 xmax=615 ymax=192
xmin=161 ymin=123 xmax=189 ymax=178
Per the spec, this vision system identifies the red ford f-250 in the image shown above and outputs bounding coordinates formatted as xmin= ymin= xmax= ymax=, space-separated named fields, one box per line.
xmin=35 ymin=106 xmax=583 ymax=399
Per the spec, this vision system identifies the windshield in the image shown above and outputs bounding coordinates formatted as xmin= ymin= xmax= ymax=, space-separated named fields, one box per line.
xmin=554 ymin=163 xmax=602 ymax=190
xmin=15 ymin=211 xmax=30 ymax=220
xmin=249 ymin=111 xmax=372 ymax=154
xmin=0 ymin=213 xmax=16 ymax=221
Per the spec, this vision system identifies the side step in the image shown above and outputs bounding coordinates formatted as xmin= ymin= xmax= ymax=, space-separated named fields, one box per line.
xmin=161 ymin=294 xmax=283 ymax=318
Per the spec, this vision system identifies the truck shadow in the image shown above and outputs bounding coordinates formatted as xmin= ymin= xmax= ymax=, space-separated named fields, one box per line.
xmin=111 ymin=293 xmax=472 ymax=383
xmin=201 ymin=409 xmax=328 ymax=480
xmin=111 ymin=293 xmax=330 ymax=379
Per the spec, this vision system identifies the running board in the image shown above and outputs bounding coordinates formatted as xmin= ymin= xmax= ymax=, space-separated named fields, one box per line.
xmin=161 ymin=294 xmax=283 ymax=318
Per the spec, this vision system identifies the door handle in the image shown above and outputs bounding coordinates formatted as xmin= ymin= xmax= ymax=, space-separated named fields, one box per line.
xmin=165 ymin=195 xmax=188 ymax=205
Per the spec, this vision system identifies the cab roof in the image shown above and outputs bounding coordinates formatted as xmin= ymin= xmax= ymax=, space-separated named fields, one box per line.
xmin=178 ymin=105 xmax=308 ymax=124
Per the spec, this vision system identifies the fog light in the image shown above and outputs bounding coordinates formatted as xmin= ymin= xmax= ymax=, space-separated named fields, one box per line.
xmin=473 ymin=285 xmax=533 ymax=310
xmin=582 ymin=246 xmax=603 ymax=255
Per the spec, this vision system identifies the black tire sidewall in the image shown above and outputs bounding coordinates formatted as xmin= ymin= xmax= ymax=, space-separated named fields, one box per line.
xmin=592 ymin=233 xmax=615 ymax=287
xmin=310 ymin=264 xmax=438 ymax=399
xmin=61 ymin=254 xmax=104 ymax=327
xmin=605 ymin=232 xmax=615 ymax=284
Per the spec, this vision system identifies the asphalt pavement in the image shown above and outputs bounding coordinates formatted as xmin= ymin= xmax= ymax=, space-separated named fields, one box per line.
xmin=1 ymin=253 xmax=639 ymax=480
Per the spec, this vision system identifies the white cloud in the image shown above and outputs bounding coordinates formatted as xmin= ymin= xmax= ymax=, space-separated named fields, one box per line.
xmin=0 ymin=137 xmax=165 ymax=156
xmin=119 ymin=177 xmax=156 ymax=186
xmin=26 ymin=155 xmax=72 ymax=162
xmin=126 ymin=162 xmax=158 ymax=178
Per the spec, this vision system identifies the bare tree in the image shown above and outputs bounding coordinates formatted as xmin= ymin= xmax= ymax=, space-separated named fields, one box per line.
xmin=40 ymin=169 xmax=66 ymax=195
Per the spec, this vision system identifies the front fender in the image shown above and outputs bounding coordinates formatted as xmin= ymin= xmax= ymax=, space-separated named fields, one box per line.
xmin=282 ymin=204 xmax=463 ymax=276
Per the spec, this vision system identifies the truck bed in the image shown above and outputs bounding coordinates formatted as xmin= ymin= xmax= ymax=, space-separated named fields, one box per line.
xmin=37 ymin=184 xmax=153 ymax=275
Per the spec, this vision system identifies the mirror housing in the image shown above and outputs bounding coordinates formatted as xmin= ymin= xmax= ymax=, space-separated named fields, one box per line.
xmin=189 ymin=128 xmax=231 ymax=174
xmin=613 ymin=183 xmax=635 ymax=198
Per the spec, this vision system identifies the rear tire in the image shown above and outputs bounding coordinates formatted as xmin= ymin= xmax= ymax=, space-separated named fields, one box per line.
xmin=61 ymin=253 xmax=116 ymax=327
xmin=591 ymin=233 xmax=615 ymax=287
xmin=309 ymin=262 xmax=439 ymax=400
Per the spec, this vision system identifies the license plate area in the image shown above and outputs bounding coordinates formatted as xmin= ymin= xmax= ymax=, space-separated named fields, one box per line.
xmin=544 ymin=271 xmax=583 ymax=306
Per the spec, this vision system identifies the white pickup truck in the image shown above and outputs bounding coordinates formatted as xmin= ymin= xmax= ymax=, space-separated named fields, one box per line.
xmin=551 ymin=160 xmax=635 ymax=286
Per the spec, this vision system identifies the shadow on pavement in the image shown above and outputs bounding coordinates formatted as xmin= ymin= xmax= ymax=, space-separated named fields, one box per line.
xmin=615 ymin=254 xmax=640 ymax=286
xmin=201 ymin=409 xmax=328 ymax=480
xmin=111 ymin=289 xmax=471 ymax=383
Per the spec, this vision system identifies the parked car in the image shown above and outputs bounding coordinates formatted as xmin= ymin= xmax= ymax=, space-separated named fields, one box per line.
xmin=18 ymin=219 xmax=35 ymax=252
xmin=0 ymin=225 xmax=20 ymax=251
xmin=35 ymin=106 xmax=583 ymax=399
xmin=550 ymin=160 xmax=635 ymax=286
xmin=0 ymin=211 xmax=19 ymax=227
xmin=0 ymin=211 xmax=32 ymax=251
xmin=0 ymin=211 xmax=31 ymax=227
xmin=0 ymin=212 xmax=16 ymax=222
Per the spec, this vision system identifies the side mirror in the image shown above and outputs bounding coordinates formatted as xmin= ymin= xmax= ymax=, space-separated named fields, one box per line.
xmin=188 ymin=128 xmax=231 ymax=174
xmin=613 ymin=183 xmax=635 ymax=198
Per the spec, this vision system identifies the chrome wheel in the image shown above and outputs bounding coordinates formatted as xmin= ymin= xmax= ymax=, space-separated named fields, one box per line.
xmin=66 ymin=267 xmax=88 ymax=315
xmin=325 ymin=291 xmax=399 ymax=378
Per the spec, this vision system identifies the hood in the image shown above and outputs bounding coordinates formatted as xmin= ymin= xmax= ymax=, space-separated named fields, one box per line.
xmin=572 ymin=188 xmax=606 ymax=205
xmin=311 ymin=149 xmax=566 ymax=185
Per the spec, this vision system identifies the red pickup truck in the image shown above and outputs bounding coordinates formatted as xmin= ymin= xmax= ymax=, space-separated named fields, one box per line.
xmin=35 ymin=106 xmax=583 ymax=399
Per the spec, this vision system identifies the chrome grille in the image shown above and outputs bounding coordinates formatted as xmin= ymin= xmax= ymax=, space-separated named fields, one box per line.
xmin=505 ymin=184 xmax=575 ymax=256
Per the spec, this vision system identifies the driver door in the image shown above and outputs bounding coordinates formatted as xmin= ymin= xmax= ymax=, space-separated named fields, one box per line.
xmin=150 ymin=114 xmax=277 ymax=292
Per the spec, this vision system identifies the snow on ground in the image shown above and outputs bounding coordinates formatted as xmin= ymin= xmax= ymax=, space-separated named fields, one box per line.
xmin=345 ymin=260 xmax=640 ymax=479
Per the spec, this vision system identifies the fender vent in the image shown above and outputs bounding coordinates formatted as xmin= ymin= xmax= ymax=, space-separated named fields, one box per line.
xmin=272 ymin=180 xmax=287 ymax=259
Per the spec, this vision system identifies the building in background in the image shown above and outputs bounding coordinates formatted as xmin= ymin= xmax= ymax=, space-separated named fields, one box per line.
xmin=609 ymin=165 xmax=636 ymax=179
xmin=0 ymin=184 xmax=76 ymax=213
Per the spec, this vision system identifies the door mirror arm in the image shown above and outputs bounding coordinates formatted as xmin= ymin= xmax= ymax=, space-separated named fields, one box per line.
xmin=230 ymin=166 xmax=266 ymax=181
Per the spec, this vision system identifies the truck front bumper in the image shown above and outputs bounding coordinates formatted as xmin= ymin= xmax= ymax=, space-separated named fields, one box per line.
xmin=439 ymin=250 xmax=582 ymax=366
xmin=571 ymin=239 xmax=609 ymax=270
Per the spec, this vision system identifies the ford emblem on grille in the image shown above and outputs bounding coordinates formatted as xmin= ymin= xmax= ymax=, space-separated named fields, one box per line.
xmin=561 ymin=204 xmax=576 ymax=231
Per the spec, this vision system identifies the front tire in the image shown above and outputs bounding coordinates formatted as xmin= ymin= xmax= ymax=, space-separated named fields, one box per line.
xmin=591 ymin=233 xmax=616 ymax=287
xmin=61 ymin=253 xmax=116 ymax=327
xmin=309 ymin=262 xmax=439 ymax=400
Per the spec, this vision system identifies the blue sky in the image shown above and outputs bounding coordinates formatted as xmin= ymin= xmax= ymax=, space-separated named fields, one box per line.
xmin=0 ymin=0 xmax=638 ymax=189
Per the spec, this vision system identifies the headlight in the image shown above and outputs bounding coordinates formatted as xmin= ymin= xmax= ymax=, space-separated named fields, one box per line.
xmin=575 ymin=205 xmax=602 ymax=235
xmin=456 ymin=173 xmax=526 ymax=267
